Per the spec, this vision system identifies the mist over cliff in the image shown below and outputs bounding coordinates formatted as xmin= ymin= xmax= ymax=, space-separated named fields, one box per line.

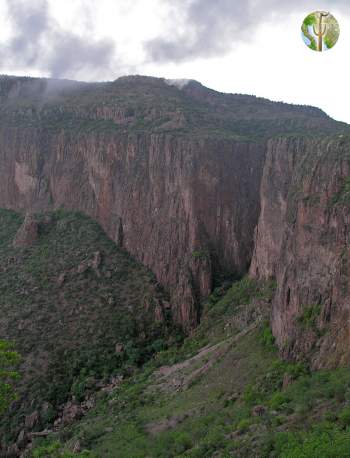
xmin=0 ymin=74 xmax=349 ymax=357
xmin=2 ymin=73 xmax=350 ymax=456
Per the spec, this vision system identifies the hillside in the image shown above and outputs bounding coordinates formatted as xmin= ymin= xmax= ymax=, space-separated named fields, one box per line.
xmin=1 ymin=74 xmax=350 ymax=457
xmin=0 ymin=75 xmax=346 ymax=140
xmin=0 ymin=210 xmax=175 ymax=454
xmin=27 ymin=278 xmax=350 ymax=457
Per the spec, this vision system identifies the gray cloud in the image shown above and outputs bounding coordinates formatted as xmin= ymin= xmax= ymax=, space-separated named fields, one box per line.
xmin=0 ymin=0 xmax=119 ymax=79
xmin=2 ymin=0 xmax=349 ymax=79
xmin=145 ymin=0 xmax=350 ymax=63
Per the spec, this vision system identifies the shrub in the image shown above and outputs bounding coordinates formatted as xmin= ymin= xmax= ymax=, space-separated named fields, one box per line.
xmin=274 ymin=424 xmax=350 ymax=458
xmin=243 ymin=384 xmax=262 ymax=407
xmin=260 ymin=322 xmax=276 ymax=350
xmin=32 ymin=442 xmax=61 ymax=458
xmin=237 ymin=418 xmax=252 ymax=432
xmin=269 ymin=392 xmax=290 ymax=410
xmin=0 ymin=340 xmax=20 ymax=414
xmin=32 ymin=440 xmax=95 ymax=457
xmin=339 ymin=406 xmax=350 ymax=426
xmin=191 ymin=250 xmax=210 ymax=260
xmin=173 ymin=432 xmax=193 ymax=454
xmin=297 ymin=304 xmax=321 ymax=329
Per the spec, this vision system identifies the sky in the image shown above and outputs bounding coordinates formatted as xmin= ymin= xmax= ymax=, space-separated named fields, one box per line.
xmin=0 ymin=0 xmax=349 ymax=123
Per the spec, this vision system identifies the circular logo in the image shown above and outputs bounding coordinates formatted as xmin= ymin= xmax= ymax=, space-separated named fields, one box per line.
xmin=301 ymin=11 xmax=340 ymax=51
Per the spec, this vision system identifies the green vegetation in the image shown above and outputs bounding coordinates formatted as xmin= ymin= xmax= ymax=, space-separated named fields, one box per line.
xmin=31 ymin=319 xmax=350 ymax=457
xmin=297 ymin=304 xmax=321 ymax=329
xmin=32 ymin=441 xmax=95 ymax=457
xmin=301 ymin=14 xmax=317 ymax=51
xmin=197 ymin=276 xmax=276 ymax=340
xmin=205 ymin=277 xmax=275 ymax=318
xmin=275 ymin=425 xmax=350 ymax=458
xmin=323 ymin=15 xmax=340 ymax=49
xmin=9 ymin=272 xmax=350 ymax=457
xmin=1 ymin=207 xmax=350 ymax=456
xmin=302 ymin=12 xmax=340 ymax=52
xmin=304 ymin=14 xmax=316 ymax=27
xmin=0 ymin=340 xmax=20 ymax=414
xmin=331 ymin=176 xmax=350 ymax=206
xmin=191 ymin=250 xmax=210 ymax=260
xmin=0 ymin=209 xmax=176 ymax=445
xmin=260 ymin=321 xmax=276 ymax=349
xmin=338 ymin=406 xmax=350 ymax=426
xmin=1 ymin=75 xmax=348 ymax=141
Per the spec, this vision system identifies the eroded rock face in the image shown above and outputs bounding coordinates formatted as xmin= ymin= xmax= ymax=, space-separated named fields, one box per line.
xmin=0 ymin=129 xmax=264 ymax=328
xmin=1 ymin=75 xmax=350 ymax=354
xmin=13 ymin=213 xmax=39 ymax=248
xmin=251 ymin=136 xmax=350 ymax=368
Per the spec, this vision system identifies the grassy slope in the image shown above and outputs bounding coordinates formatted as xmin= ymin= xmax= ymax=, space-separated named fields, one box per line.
xmin=0 ymin=209 xmax=175 ymax=444
xmin=30 ymin=279 xmax=350 ymax=458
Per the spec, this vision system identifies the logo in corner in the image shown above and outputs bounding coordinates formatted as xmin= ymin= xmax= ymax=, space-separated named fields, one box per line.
xmin=301 ymin=11 xmax=340 ymax=51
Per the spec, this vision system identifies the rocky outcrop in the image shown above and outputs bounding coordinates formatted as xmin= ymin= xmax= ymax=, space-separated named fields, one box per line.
xmin=12 ymin=213 xmax=39 ymax=248
xmin=1 ymin=74 xmax=350 ymax=344
xmin=0 ymin=75 xmax=346 ymax=328
xmin=250 ymin=135 xmax=350 ymax=368
xmin=0 ymin=128 xmax=264 ymax=328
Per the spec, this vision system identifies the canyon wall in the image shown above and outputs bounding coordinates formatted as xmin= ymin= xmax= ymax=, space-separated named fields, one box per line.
xmin=250 ymin=135 xmax=350 ymax=368
xmin=0 ymin=127 xmax=265 ymax=327
xmin=2 ymin=75 xmax=350 ymax=364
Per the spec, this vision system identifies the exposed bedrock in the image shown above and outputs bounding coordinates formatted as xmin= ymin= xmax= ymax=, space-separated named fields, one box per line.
xmin=0 ymin=128 xmax=265 ymax=328
xmin=251 ymin=136 xmax=350 ymax=368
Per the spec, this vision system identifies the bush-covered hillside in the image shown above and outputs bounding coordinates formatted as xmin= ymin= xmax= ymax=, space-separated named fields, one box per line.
xmin=0 ymin=209 xmax=176 ymax=448
xmin=26 ymin=277 xmax=350 ymax=457
xmin=0 ymin=75 xmax=348 ymax=140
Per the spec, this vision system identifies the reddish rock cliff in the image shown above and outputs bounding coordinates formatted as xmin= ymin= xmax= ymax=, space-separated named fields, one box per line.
xmin=0 ymin=128 xmax=264 ymax=328
xmin=1 ymin=74 xmax=349 ymax=337
xmin=251 ymin=135 xmax=350 ymax=368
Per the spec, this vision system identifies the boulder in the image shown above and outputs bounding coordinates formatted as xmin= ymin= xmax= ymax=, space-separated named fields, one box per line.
xmin=62 ymin=402 xmax=83 ymax=426
xmin=25 ymin=411 xmax=39 ymax=429
xmin=16 ymin=430 xmax=27 ymax=449
xmin=115 ymin=343 xmax=124 ymax=354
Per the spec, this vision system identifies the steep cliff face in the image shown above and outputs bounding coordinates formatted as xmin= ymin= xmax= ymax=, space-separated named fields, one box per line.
xmin=0 ymin=74 xmax=349 ymax=333
xmin=0 ymin=128 xmax=264 ymax=327
xmin=251 ymin=135 xmax=350 ymax=368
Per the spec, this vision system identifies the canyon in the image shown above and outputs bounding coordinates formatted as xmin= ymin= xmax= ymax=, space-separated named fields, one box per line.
xmin=0 ymin=74 xmax=349 ymax=367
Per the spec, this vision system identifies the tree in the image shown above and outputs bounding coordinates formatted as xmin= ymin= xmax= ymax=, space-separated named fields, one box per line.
xmin=0 ymin=340 xmax=20 ymax=414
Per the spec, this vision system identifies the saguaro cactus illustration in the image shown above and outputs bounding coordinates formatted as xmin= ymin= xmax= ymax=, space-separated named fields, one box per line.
xmin=302 ymin=11 xmax=340 ymax=52
xmin=313 ymin=11 xmax=329 ymax=51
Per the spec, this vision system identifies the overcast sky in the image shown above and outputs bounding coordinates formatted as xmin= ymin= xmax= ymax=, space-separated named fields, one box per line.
xmin=0 ymin=0 xmax=349 ymax=123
